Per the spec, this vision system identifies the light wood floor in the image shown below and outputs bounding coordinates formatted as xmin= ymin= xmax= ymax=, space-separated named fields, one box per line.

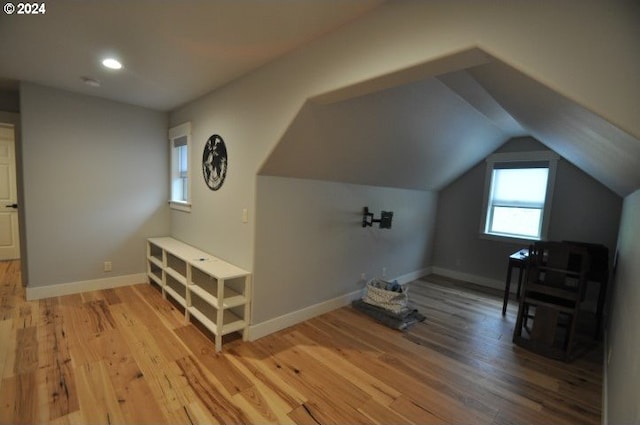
xmin=0 ymin=260 xmax=602 ymax=424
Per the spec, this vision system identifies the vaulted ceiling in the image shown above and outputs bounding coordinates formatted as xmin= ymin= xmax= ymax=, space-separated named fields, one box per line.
xmin=260 ymin=52 xmax=640 ymax=197
xmin=1 ymin=1 xmax=639 ymax=198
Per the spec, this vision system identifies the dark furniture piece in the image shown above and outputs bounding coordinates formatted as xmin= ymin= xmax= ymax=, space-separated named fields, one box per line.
xmin=563 ymin=241 xmax=609 ymax=338
xmin=502 ymin=249 xmax=529 ymax=315
xmin=503 ymin=242 xmax=609 ymax=338
xmin=513 ymin=241 xmax=590 ymax=361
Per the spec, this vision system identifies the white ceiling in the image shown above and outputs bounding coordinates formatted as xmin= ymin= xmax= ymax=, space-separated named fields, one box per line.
xmin=260 ymin=53 xmax=640 ymax=197
xmin=0 ymin=0 xmax=383 ymax=111
xmin=260 ymin=74 xmax=521 ymax=191
xmin=470 ymin=61 xmax=640 ymax=197
xmin=1 ymin=1 xmax=639 ymax=197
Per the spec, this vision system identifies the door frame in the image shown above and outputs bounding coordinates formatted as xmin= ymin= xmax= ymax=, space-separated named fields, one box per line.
xmin=0 ymin=111 xmax=27 ymax=284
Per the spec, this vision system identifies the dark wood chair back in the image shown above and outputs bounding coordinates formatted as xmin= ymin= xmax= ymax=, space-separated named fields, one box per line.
xmin=513 ymin=241 xmax=590 ymax=361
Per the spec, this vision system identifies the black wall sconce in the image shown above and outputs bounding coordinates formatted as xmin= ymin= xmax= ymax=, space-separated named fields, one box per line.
xmin=362 ymin=206 xmax=393 ymax=229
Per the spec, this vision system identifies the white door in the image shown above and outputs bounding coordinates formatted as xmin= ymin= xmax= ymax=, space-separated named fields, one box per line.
xmin=0 ymin=124 xmax=20 ymax=260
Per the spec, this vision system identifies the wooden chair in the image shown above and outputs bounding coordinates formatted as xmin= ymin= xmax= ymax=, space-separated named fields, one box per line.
xmin=512 ymin=241 xmax=590 ymax=361
xmin=563 ymin=240 xmax=609 ymax=339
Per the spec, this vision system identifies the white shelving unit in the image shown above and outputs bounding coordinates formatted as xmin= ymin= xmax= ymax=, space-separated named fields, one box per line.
xmin=146 ymin=237 xmax=251 ymax=351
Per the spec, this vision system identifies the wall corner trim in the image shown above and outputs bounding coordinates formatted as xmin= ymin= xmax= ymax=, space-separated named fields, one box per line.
xmin=26 ymin=273 xmax=148 ymax=301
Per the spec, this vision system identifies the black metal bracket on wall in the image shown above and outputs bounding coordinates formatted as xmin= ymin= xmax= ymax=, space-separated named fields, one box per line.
xmin=362 ymin=206 xmax=393 ymax=229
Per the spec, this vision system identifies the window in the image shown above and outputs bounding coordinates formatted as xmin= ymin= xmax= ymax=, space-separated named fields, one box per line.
xmin=169 ymin=122 xmax=191 ymax=211
xmin=175 ymin=140 xmax=188 ymax=201
xmin=481 ymin=151 xmax=558 ymax=241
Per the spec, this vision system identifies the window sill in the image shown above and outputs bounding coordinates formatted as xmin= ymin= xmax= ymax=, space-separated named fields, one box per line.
xmin=169 ymin=201 xmax=191 ymax=213
xmin=479 ymin=232 xmax=541 ymax=246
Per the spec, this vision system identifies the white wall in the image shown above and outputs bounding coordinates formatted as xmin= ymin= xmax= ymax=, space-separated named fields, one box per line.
xmin=169 ymin=0 xmax=637 ymax=329
xmin=170 ymin=0 xmax=638 ymax=271
xmin=433 ymin=138 xmax=622 ymax=292
xmin=253 ymin=176 xmax=437 ymax=323
xmin=606 ymin=189 xmax=640 ymax=424
xmin=20 ymin=83 xmax=169 ymax=288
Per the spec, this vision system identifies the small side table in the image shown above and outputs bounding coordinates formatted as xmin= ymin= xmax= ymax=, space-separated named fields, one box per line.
xmin=502 ymin=248 xmax=529 ymax=315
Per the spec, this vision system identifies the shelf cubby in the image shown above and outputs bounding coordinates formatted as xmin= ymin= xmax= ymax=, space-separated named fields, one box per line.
xmin=148 ymin=263 xmax=163 ymax=286
xmin=146 ymin=237 xmax=251 ymax=351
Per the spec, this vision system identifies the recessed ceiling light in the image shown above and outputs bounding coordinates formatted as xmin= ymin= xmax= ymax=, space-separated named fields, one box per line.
xmin=102 ymin=58 xmax=123 ymax=70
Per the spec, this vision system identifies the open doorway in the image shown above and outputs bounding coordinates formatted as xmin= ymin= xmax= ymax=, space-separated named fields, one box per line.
xmin=0 ymin=122 xmax=20 ymax=261
xmin=0 ymin=108 xmax=26 ymax=287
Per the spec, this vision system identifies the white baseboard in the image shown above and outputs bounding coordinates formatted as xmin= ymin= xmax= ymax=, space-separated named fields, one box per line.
xmin=248 ymin=288 xmax=364 ymax=341
xmin=394 ymin=267 xmax=432 ymax=285
xmin=26 ymin=273 xmax=148 ymax=301
xmin=430 ymin=266 xmax=506 ymax=291
xmin=248 ymin=267 xmax=432 ymax=342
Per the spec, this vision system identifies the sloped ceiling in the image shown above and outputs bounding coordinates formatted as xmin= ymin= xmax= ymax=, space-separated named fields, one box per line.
xmin=260 ymin=53 xmax=640 ymax=197
xmin=0 ymin=0 xmax=383 ymax=111
xmin=470 ymin=61 xmax=640 ymax=197
xmin=260 ymin=75 xmax=521 ymax=191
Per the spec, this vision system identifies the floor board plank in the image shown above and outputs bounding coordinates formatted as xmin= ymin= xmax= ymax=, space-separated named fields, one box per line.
xmin=0 ymin=262 xmax=602 ymax=424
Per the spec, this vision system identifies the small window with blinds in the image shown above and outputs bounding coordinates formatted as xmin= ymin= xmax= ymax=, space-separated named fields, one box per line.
xmin=480 ymin=151 xmax=559 ymax=241
xmin=169 ymin=122 xmax=192 ymax=212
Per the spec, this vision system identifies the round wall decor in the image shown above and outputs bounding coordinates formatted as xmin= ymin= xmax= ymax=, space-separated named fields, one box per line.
xmin=202 ymin=134 xmax=228 ymax=191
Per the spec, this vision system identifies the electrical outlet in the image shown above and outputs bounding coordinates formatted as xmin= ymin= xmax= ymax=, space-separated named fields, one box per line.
xmin=104 ymin=261 xmax=112 ymax=272
xmin=382 ymin=267 xmax=387 ymax=277
xmin=360 ymin=272 xmax=366 ymax=280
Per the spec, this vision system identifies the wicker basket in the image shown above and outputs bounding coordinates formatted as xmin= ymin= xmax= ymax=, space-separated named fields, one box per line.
xmin=362 ymin=279 xmax=408 ymax=314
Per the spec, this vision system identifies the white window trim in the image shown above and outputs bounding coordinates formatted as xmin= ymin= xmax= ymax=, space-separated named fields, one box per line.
xmin=169 ymin=200 xmax=192 ymax=212
xmin=479 ymin=150 xmax=559 ymax=243
xmin=169 ymin=122 xmax=192 ymax=212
